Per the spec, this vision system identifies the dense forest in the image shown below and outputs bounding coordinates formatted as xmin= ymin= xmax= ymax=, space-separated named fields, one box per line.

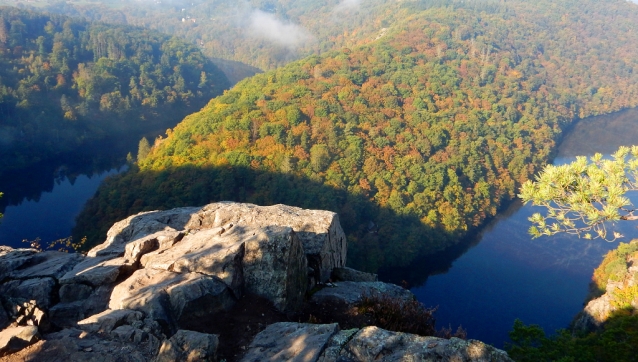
xmin=14 ymin=0 xmax=514 ymax=71
xmin=73 ymin=0 xmax=638 ymax=271
xmin=0 ymin=7 xmax=229 ymax=172
xmin=27 ymin=0 xmax=407 ymax=70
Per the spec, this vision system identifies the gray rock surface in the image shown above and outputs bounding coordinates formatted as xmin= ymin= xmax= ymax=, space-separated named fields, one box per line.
xmin=143 ymin=226 xmax=245 ymax=298
xmin=0 ymin=248 xmax=38 ymax=282
xmin=0 ymin=326 xmax=39 ymax=357
xmin=311 ymin=281 xmax=414 ymax=305
xmin=154 ymin=330 xmax=218 ymax=362
xmin=59 ymin=255 xmax=135 ymax=287
xmin=49 ymin=285 xmax=112 ymax=328
xmin=111 ymin=325 xmax=147 ymax=343
xmin=340 ymin=326 xmax=513 ymax=362
xmin=124 ymin=230 xmax=184 ymax=265
xmin=0 ymin=277 xmax=56 ymax=309
xmin=332 ymin=267 xmax=378 ymax=282
xmin=188 ymin=203 xmax=347 ymax=283
xmin=1 ymin=299 xmax=49 ymax=332
xmin=0 ymin=305 xmax=8 ymax=331
xmin=109 ymin=268 xmax=235 ymax=333
xmin=59 ymin=283 xmax=94 ymax=303
xmin=27 ymin=328 xmax=156 ymax=362
xmin=240 ymin=322 xmax=339 ymax=362
xmin=90 ymin=208 xmax=201 ymax=258
xmin=0 ymin=203 xmax=513 ymax=361
xmin=242 ymin=226 xmax=307 ymax=312
xmin=317 ymin=328 xmax=359 ymax=362
xmin=8 ymin=251 xmax=84 ymax=280
xmin=78 ymin=309 xmax=144 ymax=334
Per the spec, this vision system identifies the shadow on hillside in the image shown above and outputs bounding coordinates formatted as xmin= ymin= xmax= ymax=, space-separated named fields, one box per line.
xmin=210 ymin=57 xmax=263 ymax=86
xmin=73 ymin=164 xmax=473 ymax=282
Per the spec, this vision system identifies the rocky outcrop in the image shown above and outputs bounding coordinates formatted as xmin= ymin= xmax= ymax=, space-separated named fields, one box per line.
xmin=154 ymin=330 xmax=219 ymax=362
xmin=311 ymin=281 xmax=414 ymax=306
xmin=0 ymin=202 xmax=511 ymax=361
xmin=242 ymin=323 xmax=512 ymax=362
xmin=0 ymin=326 xmax=39 ymax=357
xmin=573 ymin=241 xmax=638 ymax=331
xmin=331 ymin=267 xmax=378 ymax=282
xmin=188 ymin=203 xmax=347 ymax=284
xmin=241 ymin=322 xmax=340 ymax=362
xmin=108 ymin=268 xmax=236 ymax=333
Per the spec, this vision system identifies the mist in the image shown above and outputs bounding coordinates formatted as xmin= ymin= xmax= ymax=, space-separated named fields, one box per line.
xmin=334 ymin=0 xmax=363 ymax=12
xmin=246 ymin=10 xmax=313 ymax=49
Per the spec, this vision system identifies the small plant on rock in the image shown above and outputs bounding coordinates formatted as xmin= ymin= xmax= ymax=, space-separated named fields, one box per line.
xmin=357 ymin=292 xmax=465 ymax=338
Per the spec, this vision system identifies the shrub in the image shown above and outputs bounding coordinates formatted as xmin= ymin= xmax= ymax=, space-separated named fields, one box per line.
xmin=356 ymin=292 xmax=465 ymax=338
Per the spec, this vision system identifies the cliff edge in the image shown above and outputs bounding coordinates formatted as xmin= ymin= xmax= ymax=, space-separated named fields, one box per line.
xmin=0 ymin=202 xmax=512 ymax=361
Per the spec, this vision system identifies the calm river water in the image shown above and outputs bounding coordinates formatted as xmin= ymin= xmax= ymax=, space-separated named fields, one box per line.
xmin=407 ymin=107 xmax=638 ymax=347
xmin=1 ymin=108 xmax=637 ymax=349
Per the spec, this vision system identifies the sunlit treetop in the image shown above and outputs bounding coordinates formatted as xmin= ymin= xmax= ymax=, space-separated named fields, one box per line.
xmin=520 ymin=146 xmax=638 ymax=241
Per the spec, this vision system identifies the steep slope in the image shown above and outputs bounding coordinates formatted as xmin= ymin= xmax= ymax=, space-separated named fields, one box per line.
xmin=75 ymin=0 xmax=638 ymax=270
xmin=0 ymin=7 xmax=230 ymax=172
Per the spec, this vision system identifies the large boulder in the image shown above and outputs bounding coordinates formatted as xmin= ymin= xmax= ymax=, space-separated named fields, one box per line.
xmin=242 ymin=226 xmax=307 ymax=312
xmin=8 ymin=251 xmax=84 ymax=280
xmin=311 ymin=281 xmax=414 ymax=306
xmin=0 ymin=248 xmax=38 ymax=282
xmin=186 ymin=203 xmax=347 ymax=283
xmin=142 ymin=226 xmax=246 ymax=298
xmin=332 ymin=267 xmax=378 ymax=282
xmin=240 ymin=322 xmax=339 ymax=362
xmin=49 ymin=285 xmax=112 ymax=328
xmin=78 ymin=309 xmax=144 ymax=334
xmin=141 ymin=224 xmax=308 ymax=313
xmin=89 ymin=208 xmax=201 ymax=258
xmin=340 ymin=326 xmax=513 ymax=362
xmin=59 ymin=255 xmax=135 ymax=287
xmin=154 ymin=330 xmax=219 ymax=362
xmin=241 ymin=323 xmax=513 ymax=362
xmin=0 ymin=277 xmax=56 ymax=310
xmin=15 ymin=327 xmax=157 ymax=362
xmin=0 ymin=326 xmax=40 ymax=357
xmin=109 ymin=268 xmax=235 ymax=333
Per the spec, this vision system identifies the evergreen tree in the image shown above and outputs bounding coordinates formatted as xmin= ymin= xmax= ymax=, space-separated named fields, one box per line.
xmin=137 ymin=137 xmax=151 ymax=163
xmin=520 ymin=146 xmax=638 ymax=241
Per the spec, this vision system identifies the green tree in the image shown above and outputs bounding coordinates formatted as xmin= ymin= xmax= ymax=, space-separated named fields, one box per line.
xmin=519 ymin=146 xmax=638 ymax=241
xmin=137 ymin=137 xmax=151 ymax=162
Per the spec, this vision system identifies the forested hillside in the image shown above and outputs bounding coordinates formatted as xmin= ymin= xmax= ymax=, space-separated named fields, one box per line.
xmin=0 ymin=7 xmax=229 ymax=172
xmin=74 ymin=0 xmax=638 ymax=271
xmin=29 ymin=0 xmax=478 ymax=70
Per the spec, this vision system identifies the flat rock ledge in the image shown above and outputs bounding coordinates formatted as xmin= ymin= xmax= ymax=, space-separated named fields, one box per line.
xmin=0 ymin=202 xmax=512 ymax=361
xmin=242 ymin=323 xmax=512 ymax=362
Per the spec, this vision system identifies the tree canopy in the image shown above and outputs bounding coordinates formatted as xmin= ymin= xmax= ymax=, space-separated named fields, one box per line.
xmin=0 ymin=6 xmax=229 ymax=173
xmin=520 ymin=146 xmax=638 ymax=241
xmin=74 ymin=0 xmax=638 ymax=270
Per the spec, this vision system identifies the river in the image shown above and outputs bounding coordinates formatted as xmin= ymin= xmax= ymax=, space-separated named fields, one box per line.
xmin=0 ymin=137 xmax=136 ymax=249
xmin=1 ymin=108 xmax=637 ymax=349
xmin=403 ymin=107 xmax=638 ymax=347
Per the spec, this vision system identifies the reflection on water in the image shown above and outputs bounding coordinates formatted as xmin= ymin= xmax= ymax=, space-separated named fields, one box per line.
xmin=0 ymin=136 xmax=137 ymax=249
xmin=0 ymin=120 xmax=178 ymax=249
xmin=0 ymin=168 xmax=122 ymax=249
xmin=405 ymin=108 xmax=638 ymax=348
